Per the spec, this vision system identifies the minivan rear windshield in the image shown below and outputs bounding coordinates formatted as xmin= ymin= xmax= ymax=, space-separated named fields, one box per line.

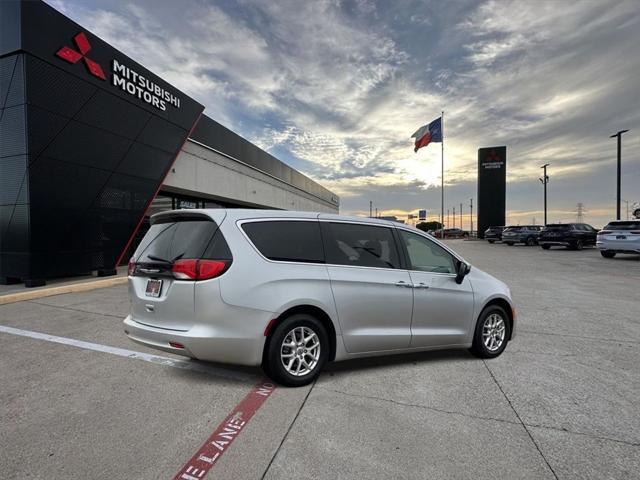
xmin=603 ymin=221 xmax=640 ymax=231
xmin=134 ymin=218 xmax=229 ymax=263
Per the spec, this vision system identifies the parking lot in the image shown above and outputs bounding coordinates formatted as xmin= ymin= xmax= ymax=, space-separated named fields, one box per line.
xmin=1 ymin=240 xmax=638 ymax=480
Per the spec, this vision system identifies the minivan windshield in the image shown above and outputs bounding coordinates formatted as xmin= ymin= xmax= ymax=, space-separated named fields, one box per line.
xmin=604 ymin=221 xmax=640 ymax=231
xmin=134 ymin=219 xmax=218 ymax=263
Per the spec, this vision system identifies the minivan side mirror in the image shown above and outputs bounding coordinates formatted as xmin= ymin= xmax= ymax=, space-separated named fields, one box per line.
xmin=455 ymin=261 xmax=471 ymax=284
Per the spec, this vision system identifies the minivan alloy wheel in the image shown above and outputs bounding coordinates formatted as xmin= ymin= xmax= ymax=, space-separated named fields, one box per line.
xmin=280 ymin=326 xmax=321 ymax=376
xmin=482 ymin=313 xmax=505 ymax=352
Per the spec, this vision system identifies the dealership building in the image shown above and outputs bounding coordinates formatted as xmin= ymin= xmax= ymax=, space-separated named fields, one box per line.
xmin=0 ymin=0 xmax=339 ymax=287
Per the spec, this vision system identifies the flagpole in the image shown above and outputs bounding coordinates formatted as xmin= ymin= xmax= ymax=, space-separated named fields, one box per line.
xmin=441 ymin=110 xmax=444 ymax=239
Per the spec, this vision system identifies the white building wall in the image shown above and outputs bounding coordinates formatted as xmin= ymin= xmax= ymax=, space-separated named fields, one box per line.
xmin=162 ymin=139 xmax=339 ymax=213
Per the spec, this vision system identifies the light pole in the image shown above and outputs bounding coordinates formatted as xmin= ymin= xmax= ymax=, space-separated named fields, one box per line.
xmin=539 ymin=164 xmax=550 ymax=225
xmin=610 ymin=130 xmax=629 ymax=220
xmin=470 ymin=198 xmax=473 ymax=234
xmin=453 ymin=206 xmax=456 ymax=229
xmin=460 ymin=203 xmax=463 ymax=229
xmin=447 ymin=209 xmax=450 ymax=227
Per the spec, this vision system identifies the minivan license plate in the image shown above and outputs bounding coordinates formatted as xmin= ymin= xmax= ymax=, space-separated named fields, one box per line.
xmin=145 ymin=279 xmax=163 ymax=297
xmin=616 ymin=235 xmax=627 ymax=240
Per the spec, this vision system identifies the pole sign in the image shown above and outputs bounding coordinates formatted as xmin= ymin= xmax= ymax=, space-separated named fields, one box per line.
xmin=418 ymin=210 xmax=427 ymax=221
xmin=477 ymin=147 xmax=506 ymax=238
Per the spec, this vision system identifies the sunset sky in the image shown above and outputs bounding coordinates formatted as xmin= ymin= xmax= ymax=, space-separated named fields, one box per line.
xmin=48 ymin=0 xmax=640 ymax=227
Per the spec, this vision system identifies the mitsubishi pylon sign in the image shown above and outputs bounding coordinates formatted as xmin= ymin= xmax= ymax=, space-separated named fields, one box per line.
xmin=477 ymin=147 xmax=507 ymax=238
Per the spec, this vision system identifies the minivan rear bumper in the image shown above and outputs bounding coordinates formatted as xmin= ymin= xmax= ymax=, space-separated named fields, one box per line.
xmin=123 ymin=315 xmax=268 ymax=366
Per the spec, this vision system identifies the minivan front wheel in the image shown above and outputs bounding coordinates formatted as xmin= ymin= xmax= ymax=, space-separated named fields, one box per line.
xmin=470 ymin=306 xmax=511 ymax=358
xmin=264 ymin=314 xmax=328 ymax=387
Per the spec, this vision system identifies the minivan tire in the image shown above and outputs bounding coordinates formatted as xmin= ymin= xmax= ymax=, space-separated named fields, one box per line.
xmin=263 ymin=313 xmax=329 ymax=387
xmin=526 ymin=237 xmax=536 ymax=246
xmin=470 ymin=305 xmax=511 ymax=359
xmin=488 ymin=240 xmax=495 ymax=244
xmin=601 ymin=250 xmax=616 ymax=258
xmin=572 ymin=239 xmax=584 ymax=251
xmin=541 ymin=244 xmax=551 ymax=250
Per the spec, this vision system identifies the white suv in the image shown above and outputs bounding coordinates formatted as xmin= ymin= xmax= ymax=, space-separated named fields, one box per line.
xmin=124 ymin=209 xmax=515 ymax=386
xmin=597 ymin=220 xmax=640 ymax=258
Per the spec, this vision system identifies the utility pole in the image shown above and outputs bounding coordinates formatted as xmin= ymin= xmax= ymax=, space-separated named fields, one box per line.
xmin=369 ymin=200 xmax=372 ymax=218
xmin=539 ymin=164 xmax=550 ymax=225
xmin=460 ymin=203 xmax=463 ymax=229
xmin=575 ymin=203 xmax=586 ymax=223
xmin=470 ymin=198 xmax=473 ymax=234
xmin=441 ymin=110 xmax=445 ymax=240
xmin=610 ymin=130 xmax=629 ymax=220
xmin=623 ymin=199 xmax=629 ymax=220
xmin=375 ymin=208 xmax=378 ymax=218
xmin=447 ymin=209 xmax=450 ymax=227
xmin=453 ymin=206 xmax=456 ymax=229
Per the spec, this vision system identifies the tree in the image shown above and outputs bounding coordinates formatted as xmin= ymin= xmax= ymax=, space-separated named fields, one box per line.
xmin=416 ymin=221 xmax=442 ymax=232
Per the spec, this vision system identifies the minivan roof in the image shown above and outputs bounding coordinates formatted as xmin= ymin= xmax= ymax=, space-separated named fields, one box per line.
xmin=152 ymin=208 xmax=399 ymax=227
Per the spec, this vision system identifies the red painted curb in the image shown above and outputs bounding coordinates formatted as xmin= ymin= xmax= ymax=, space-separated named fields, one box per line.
xmin=172 ymin=380 xmax=276 ymax=480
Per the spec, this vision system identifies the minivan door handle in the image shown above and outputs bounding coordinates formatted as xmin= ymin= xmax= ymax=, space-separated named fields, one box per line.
xmin=395 ymin=281 xmax=413 ymax=288
xmin=414 ymin=282 xmax=430 ymax=289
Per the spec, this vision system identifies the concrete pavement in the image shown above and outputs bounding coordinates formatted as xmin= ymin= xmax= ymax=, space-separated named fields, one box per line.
xmin=0 ymin=241 xmax=638 ymax=479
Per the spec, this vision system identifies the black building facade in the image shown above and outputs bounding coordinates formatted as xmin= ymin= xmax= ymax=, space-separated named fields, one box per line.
xmin=1 ymin=0 xmax=337 ymax=287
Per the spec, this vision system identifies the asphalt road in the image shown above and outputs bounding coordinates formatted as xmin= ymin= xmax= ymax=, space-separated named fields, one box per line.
xmin=1 ymin=241 xmax=638 ymax=479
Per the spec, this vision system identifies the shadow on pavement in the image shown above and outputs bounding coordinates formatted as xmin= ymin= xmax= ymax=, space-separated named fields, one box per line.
xmin=324 ymin=348 xmax=475 ymax=375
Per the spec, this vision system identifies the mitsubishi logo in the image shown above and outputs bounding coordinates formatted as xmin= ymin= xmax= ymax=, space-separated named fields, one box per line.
xmin=487 ymin=150 xmax=501 ymax=163
xmin=56 ymin=32 xmax=106 ymax=80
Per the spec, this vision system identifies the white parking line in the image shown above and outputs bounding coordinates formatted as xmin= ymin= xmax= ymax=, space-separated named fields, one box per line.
xmin=0 ymin=325 xmax=254 ymax=381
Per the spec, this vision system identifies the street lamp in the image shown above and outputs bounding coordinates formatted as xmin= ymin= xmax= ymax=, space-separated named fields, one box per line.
xmin=610 ymin=130 xmax=629 ymax=220
xmin=539 ymin=163 xmax=550 ymax=225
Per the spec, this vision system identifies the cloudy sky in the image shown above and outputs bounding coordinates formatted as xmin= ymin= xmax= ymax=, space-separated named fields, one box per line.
xmin=48 ymin=0 xmax=640 ymax=227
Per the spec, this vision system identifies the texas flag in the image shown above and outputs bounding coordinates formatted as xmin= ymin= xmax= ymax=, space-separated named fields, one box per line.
xmin=411 ymin=117 xmax=442 ymax=152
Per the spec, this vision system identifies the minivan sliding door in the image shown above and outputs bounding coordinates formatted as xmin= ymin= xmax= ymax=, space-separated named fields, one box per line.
xmin=320 ymin=222 xmax=413 ymax=353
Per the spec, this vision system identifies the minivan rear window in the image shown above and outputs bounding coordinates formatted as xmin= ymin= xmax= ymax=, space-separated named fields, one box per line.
xmin=242 ymin=220 xmax=324 ymax=263
xmin=604 ymin=221 xmax=640 ymax=231
xmin=134 ymin=219 xmax=223 ymax=263
xmin=323 ymin=222 xmax=401 ymax=269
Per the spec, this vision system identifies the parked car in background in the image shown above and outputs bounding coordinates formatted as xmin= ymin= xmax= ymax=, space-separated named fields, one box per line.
xmin=596 ymin=220 xmax=640 ymax=258
xmin=501 ymin=225 xmax=542 ymax=246
xmin=434 ymin=228 xmax=469 ymax=239
xmin=124 ymin=209 xmax=515 ymax=386
xmin=539 ymin=223 xmax=598 ymax=250
xmin=484 ymin=226 xmax=505 ymax=243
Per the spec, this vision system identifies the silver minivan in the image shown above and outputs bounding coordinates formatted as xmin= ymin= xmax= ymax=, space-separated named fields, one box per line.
xmin=124 ymin=209 xmax=515 ymax=386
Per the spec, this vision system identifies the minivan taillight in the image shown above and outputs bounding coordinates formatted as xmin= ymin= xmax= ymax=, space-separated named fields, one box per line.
xmin=172 ymin=259 xmax=228 ymax=280
xmin=128 ymin=258 xmax=136 ymax=276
